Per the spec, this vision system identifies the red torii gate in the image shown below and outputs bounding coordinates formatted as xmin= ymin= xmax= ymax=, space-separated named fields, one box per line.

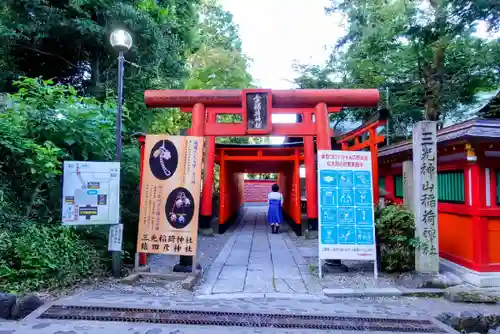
xmin=140 ymin=88 xmax=380 ymax=271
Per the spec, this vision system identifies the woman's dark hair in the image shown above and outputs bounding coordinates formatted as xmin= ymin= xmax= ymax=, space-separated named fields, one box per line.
xmin=271 ymin=184 xmax=279 ymax=192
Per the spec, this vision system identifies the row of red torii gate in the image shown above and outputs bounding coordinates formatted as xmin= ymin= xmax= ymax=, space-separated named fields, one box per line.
xmin=137 ymin=88 xmax=388 ymax=268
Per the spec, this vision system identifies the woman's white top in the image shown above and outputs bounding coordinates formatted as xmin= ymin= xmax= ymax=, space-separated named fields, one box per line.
xmin=268 ymin=192 xmax=283 ymax=205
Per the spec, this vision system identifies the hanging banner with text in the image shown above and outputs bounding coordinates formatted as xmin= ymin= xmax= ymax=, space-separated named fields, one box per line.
xmin=137 ymin=135 xmax=204 ymax=256
xmin=317 ymin=150 xmax=377 ymax=261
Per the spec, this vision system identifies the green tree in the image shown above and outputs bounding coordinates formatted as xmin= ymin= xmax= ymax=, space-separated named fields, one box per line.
xmin=296 ymin=0 xmax=500 ymax=138
xmin=478 ymin=91 xmax=500 ymax=118
xmin=293 ymin=64 xmax=365 ymax=132
xmin=0 ymin=78 xmax=122 ymax=291
xmin=0 ymin=0 xmax=199 ymax=134
xmin=189 ymin=0 xmax=253 ymax=144
xmin=149 ymin=0 xmax=254 ymax=138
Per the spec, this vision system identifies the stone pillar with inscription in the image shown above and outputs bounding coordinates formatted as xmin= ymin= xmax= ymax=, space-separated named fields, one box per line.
xmin=403 ymin=161 xmax=414 ymax=212
xmin=412 ymin=121 xmax=439 ymax=274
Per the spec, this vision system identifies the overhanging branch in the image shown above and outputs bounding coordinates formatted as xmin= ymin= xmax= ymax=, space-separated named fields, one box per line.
xmin=16 ymin=44 xmax=78 ymax=68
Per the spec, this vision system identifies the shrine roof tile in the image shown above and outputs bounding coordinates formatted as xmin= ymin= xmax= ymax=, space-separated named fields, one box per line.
xmin=379 ymin=118 xmax=500 ymax=157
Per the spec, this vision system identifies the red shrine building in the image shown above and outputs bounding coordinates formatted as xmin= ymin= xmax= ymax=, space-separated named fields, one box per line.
xmin=379 ymin=118 xmax=500 ymax=287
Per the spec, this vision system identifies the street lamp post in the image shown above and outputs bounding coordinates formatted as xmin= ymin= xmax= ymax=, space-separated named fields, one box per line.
xmin=110 ymin=29 xmax=133 ymax=278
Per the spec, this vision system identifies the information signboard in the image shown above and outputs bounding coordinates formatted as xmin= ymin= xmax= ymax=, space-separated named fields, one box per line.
xmin=136 ymin=135 xmax=204 ymax=257
xmin=62 ymin=161 xmax=120 ymax=225
xmin=108 ymin=223 xmax=124 ymax=252
xmin=317 ymin=150 xmax=377 ymax=277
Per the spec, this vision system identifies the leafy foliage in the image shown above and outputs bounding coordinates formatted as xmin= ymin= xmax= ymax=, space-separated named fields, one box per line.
xmin=477 ymin=91 xmax=500 ymax=118
xmin=375 ymin=204 xmax=419 ymax=272
xmin=295 ymin=0 xmax=500 ymax=139
xmin=0 ymin=225 xmax=102 ymax=293
xmin=0 ymin=78 xmax=138 ymax=292
xmin=183 ymin=0 xmax=256 ymax=192
xmin=0 ymin=0 xmax=200 ymax=135
xmin=1 ymin=78 xmax=116 ymax=218
xmin=149 ymin=0 xmax=254 ymax=137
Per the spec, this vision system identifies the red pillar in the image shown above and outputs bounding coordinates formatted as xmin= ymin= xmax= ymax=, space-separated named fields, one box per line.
xmin=303 ymin=112 xmax=318 ymax=231
xmin=369 ymin=128 xmax=380 ymax=203
xmin=219 ymin=150 xmax=226 ymax=226
xmin=138 ymin=136 xmax=147 ymax=266
xmin=175 ymin=103 xmax=205 ymax=272
xmin=293 ymin=149 xmax=301 ymax=229
xmin=316 ymin=103 xmax=346 ymax=269
xmin=470 ymin=151 xmax=488 ymax=270
xmin=315 ymin=102 xmax=332 ymax=150
xmin=200 ymin=110 xmax=216 ymax=231
xmin=191 ymin=103 xmax=205 ymax=136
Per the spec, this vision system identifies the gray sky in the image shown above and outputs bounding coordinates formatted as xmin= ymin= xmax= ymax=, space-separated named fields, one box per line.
xmin=219 ymin=0 xmax=343 ymax=90
xmin=219 ymin=0 xmax=344 ymax=143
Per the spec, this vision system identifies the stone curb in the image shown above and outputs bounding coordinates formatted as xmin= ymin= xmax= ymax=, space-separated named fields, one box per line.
xmin=120 ymin=272 xmax=191 ymax=285
xmin=196 ymin=293 xmax=325 ymax=301
xmin=323 ymin=287 xmax=445 ymax=298
xmin=265 ymin=293 xmax=325 ymax=301
xmin=181 ymin=271 xmax=202 ymax=290
xmin=323 ymin=288 xmax=403 ymax=298
xmin=400 ymin=288 xmax=445 ymax=297
xmin=0 ymin=293 xmax=44 ymax=320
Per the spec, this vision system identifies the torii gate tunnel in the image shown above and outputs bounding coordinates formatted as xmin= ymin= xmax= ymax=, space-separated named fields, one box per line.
xmin=138 ymin=88 xmax=386 ymax=268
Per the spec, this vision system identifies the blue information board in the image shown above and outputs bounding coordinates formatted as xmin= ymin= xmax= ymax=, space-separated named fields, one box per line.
xmin=317 ymin=150 xmax=377 ymax=261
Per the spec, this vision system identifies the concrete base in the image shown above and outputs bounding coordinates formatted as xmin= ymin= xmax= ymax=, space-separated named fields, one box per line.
xmin=199 ymin=228 xmax=215 ymax=237
xmin=181 ymin=271 xmax=202 ymax=290
xmin=219 ymin=206 xmax=245 ymax=234
xmin=199 ymin=215 xmax=212 ymax=231
xmin=199 ymin=214 xmax=215 ymax=236
xmin=440 ymin=258 xmax=500 ymax=287
xmin=322 ymin=261 xmax=348 ymax=274
xmin=307 ymin=218 xmax=318 ymax=231
xmin=304 ymin=229 xmax=318 ymax=240
xmin=283 ymin=210 xmax=302 ymax=236
xmin=133 ymin=265 xmax=151 ymax=273
xmin=173 ymin=262 xmax=202 ymax=273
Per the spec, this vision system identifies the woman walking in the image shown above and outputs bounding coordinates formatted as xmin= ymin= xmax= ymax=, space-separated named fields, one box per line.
xmin=267 ymin=183 xmax=283 ymax=234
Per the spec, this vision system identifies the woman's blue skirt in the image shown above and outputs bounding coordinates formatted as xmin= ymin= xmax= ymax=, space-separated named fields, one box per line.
xmin=267 ymin=199 xmax=282 ymax=224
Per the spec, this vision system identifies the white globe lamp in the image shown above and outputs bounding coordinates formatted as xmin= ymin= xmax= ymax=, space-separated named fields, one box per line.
xmin=110 ymin=29 xmax=133 ymax=53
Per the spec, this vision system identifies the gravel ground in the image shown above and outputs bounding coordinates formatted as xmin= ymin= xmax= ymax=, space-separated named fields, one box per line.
xmin=287 ymin=230 xmax=400 ymax=289
xmin=36 ymin=226 xmax=235 ymax=301
xmin=148 ymin=232 xmax=233 ymax=274
xmin=35 ymin=273 xmax=196 ymax=302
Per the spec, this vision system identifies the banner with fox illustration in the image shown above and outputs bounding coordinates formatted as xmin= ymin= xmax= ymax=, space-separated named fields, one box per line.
xmin=137 ymin=135 xmax=203 ymax=256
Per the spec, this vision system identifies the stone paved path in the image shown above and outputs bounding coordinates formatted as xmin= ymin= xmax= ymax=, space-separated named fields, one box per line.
xmin=2 ymin=207 xmax=499 ymax=333
xmin=197 ymin=206 xmax=323 ymax=296
xmin=0 ymin=291 xmax=464 ymax=333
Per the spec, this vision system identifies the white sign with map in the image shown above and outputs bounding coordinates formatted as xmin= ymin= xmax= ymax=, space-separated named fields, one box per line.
xmin=62 ymin=161 xmax=120 ymax=225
